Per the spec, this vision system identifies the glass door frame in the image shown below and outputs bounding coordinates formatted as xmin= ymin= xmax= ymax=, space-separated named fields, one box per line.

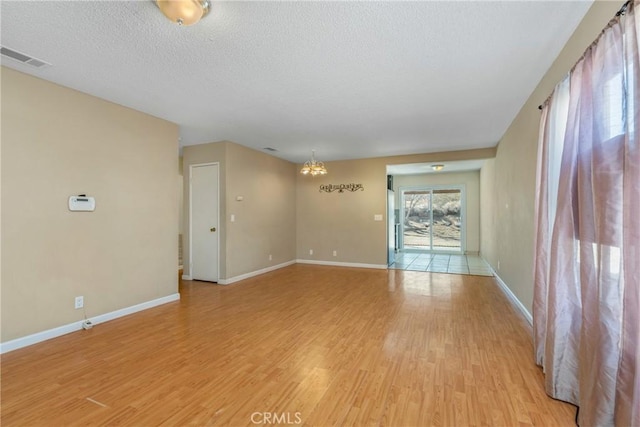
xmin=398 ymin=184 xmax=466 ymax=254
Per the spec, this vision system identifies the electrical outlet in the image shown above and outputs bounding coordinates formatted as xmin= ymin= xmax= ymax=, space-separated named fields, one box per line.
xmin=333 ymin=250 xmax=337 ymax=257
xmin=269 ymin=254 xmax=273 ymax=261
xmin=75 ymin=296 xmax=84 ymax=309
xmin=309 ymin=249 xmax=313 ymax=255
xmin=497 ymin=261 xmax=501 ymax=270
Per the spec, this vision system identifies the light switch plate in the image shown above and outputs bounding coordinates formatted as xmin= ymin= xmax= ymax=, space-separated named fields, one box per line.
xmin=374 ymin=214 xmax=383 ymax=221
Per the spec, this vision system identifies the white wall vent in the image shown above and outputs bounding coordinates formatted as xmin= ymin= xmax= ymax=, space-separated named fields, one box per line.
xmin=1 ymin=46 xmax=51 ymax=68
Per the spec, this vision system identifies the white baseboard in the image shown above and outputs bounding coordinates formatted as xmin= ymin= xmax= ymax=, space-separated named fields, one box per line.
xmin=182 ymin=274 xmax=192 ymax=280
xmin=489 ymin=267 xmax=533 ymax=325
xmin=218 ymin=260 xmax=296 ymax=285
xmin=0 ymin=293 xmax=180 ymax=354
xmin=296 ymin=259 xmax=388 ymax=270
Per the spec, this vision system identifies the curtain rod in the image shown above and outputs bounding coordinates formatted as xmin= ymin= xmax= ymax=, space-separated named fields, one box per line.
xmin=616 ymin=0 xmax=632 ymax=16
xmin=537 ymin=0 xmax=632 ymax=110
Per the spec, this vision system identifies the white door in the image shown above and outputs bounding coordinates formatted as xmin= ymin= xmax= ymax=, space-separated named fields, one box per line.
xmin=388 ymin=189 xmax=395 ymax=265
xmin=190 ymin=163 xmax=219 ymax=282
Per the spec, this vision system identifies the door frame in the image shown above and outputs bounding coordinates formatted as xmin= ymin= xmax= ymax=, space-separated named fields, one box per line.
xmin=398 ymin=184 xmax=466 ymax=254
xmin=188 ymin=162 xmax=220 ymax=281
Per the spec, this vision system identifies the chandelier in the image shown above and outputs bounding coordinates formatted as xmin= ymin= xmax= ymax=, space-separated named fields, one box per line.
xmin=300 ymin=150 xmax=328 ymax=176
xmin=155 ymin=0 xmax=210 ymax=26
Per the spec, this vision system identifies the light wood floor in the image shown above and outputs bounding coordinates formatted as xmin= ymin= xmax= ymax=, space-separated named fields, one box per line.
xmin=1 ymin=265 xmax=576 ymax=426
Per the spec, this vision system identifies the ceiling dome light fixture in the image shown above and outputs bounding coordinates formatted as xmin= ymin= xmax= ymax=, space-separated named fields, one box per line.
xmin=431 ymin=164 xmax=445 ymax=171
xmin=300 ymin=150 xmax=328 ymax=176
xmin=155 ymin=0 xmax=210 ymax=26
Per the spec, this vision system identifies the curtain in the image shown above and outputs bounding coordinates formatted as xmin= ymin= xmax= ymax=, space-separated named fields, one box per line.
xmin=533 ymin=74 xmax=570 ymax=367
xmin=533 ymin=2 xmax=640 ymax=426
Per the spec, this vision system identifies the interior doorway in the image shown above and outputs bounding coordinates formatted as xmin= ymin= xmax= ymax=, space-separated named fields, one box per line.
xmin=189 ymin=163 xmax=220 ymax=282
xmin=400 ymin=186 xmax=465 ymax=253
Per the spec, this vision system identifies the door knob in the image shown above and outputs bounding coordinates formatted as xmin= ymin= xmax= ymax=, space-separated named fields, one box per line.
xmin=210 ymin=227 xmax=216 ymax=232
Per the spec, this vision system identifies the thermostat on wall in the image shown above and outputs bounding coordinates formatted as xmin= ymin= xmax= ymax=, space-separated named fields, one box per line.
xmin=69 ymin=195 xmax=96 ymax=212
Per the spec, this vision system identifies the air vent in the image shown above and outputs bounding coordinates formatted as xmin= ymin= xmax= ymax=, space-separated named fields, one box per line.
xmin=1 ymin=46 xmax=51 ymax=68
xmin=263 ymin=147 xmax=278 ymax=152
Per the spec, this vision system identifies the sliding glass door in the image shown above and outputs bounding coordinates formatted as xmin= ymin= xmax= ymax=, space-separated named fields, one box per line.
xmin=401 ymin=186 xmax=464 ymax=252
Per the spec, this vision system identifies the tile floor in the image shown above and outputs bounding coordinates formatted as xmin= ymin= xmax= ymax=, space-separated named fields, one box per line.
xmin=389 ymin=252 xmax=494 ymax=276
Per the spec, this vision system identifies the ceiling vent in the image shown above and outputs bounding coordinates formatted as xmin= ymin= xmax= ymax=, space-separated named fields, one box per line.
xmin=263 ymin=147 xmax=278 ymax=152
xmin=1 ymin=46 xmax=51 ymax=68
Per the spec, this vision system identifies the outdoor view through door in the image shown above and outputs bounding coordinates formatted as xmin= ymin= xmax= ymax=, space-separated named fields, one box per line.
xmin=402 ymin=187 xmax=463 ymax=252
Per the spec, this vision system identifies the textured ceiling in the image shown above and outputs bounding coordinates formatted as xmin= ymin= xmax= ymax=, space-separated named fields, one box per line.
xmin=1 ymin=1 xmax=592 ymax=163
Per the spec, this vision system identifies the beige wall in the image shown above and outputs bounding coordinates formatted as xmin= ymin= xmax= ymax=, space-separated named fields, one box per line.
xmin=296 ymin=157 xmax=388 ymax=265
xmin=393 ymin=171 xmax=481 ymax=254
xmin=1 ymin=67 xmax=179 ymax=342
xmin=182 ymin=141 xmax=296 ymax=280
xmin=225 ymin=143 xmax=296 ymax=277
xmin=479 ymin=0 xmax=622 ymax=313
xmin=296 ymin=149 xmax=493 ymax=265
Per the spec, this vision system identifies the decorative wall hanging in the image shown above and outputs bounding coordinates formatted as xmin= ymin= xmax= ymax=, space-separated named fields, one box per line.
xmin=319 ymin=183 xmax=364 ymax=193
